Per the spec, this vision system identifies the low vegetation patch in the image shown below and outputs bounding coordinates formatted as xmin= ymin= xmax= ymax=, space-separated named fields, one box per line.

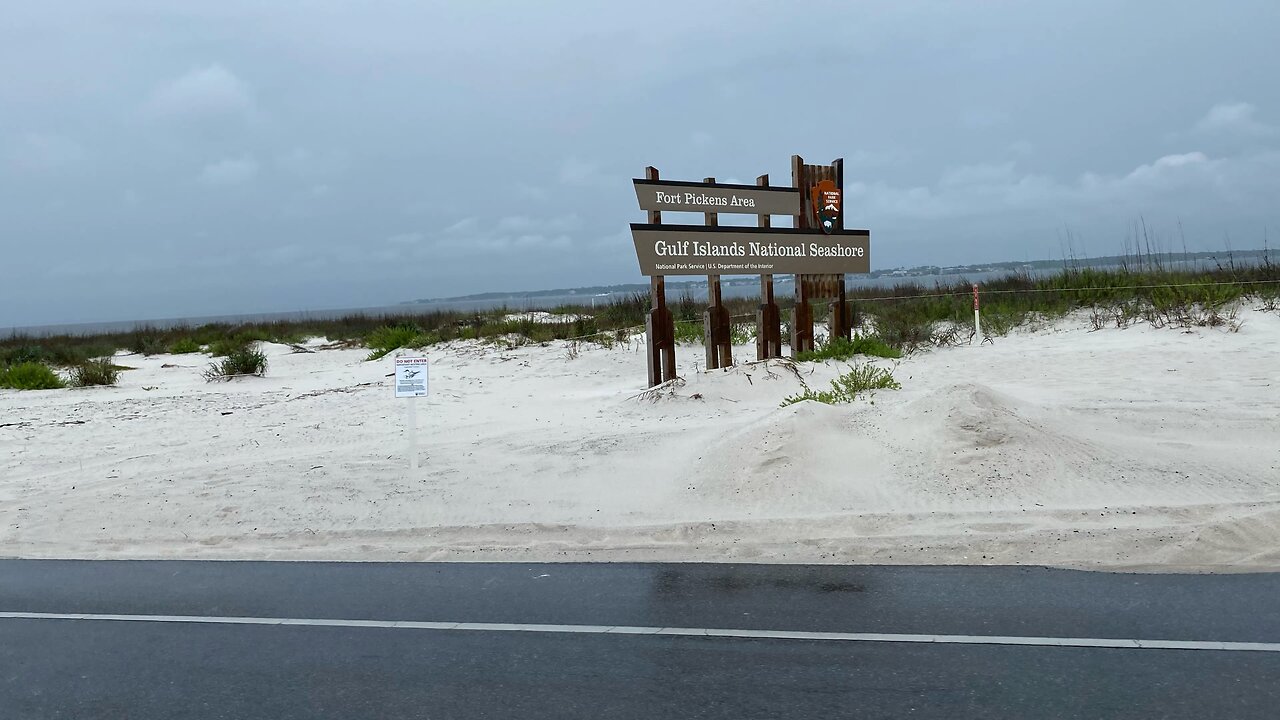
xmin=70 ymin=358 xmax=121 ymax=387
xmin=203 ymin=345 xmax=268 ymax=381
xmin=0 ymin=362 xmax=66 ymax=390
xmin=4 ymin=250 xmax=1275 ymax=367
xmin=0 ymin=345 xmax=46 ymax=366
xmin=855 ymin=257 xmax=1278 ymax=351
xmin=673 ymin=320 xmax=704 ymax=344
xmin=167 ymin=337 xmax=202 ymax=354
xmin=206 ymin=335 xmax=261 ymax=357
xmin=129 ymin=329 xmax=167 ymax=356
xmin=669 ymin=318 xmax=752 ymax=346
xmin=782 ymin=364 xmax=901 ymax=407
xmin=796 ymin=334 xmax=901 ymax=362
xmin=365 ymin=324 xmax=430 ymax=360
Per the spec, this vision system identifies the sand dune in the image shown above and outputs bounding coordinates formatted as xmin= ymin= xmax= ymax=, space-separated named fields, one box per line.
xmin=2 ymin=309 xmax=1277 ymax=570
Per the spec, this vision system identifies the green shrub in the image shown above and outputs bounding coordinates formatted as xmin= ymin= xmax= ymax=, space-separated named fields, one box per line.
xmin=70 ymin=358 xmax=121 ymax=387
xmin=234 ymin=327 xmax=273 ymax=344
xmin=598 ymin=292 xmax=648 ymax=327
xmin=782 ymin=364 xmax=900 ymax=406
xmin=0 ymin=345 xmax=45 ymax=366
xmin=207 ymin=338 xmax=248 ymax=357
xmin=673 ymin=291 xmax=700 ymax=322
xmin=129 ymin=329 xmax=167 ymax=356
xmin=51 ymin=343 xmax=117 ymax=366
xmin=203 ymin=345 xmax=268 ymax=381
xmin=796 ymin=334 xmax=901 ymax=362
xmin=869 ymin=300 xmax=955 ymax=352
xmin=268 ymin=329 xmax=310 ymax=345
xmin=365 ymin=324 xmax=430 ymax=361
xmin=2 ymin=343 xmax=122 ymax=368
xmin=0 ymin=362 xmax=66 ymax=390
xmin=190 ymin=326 xmax=231 ymax=347
xmin=571 ymin=316 xmax=599 ymax=338
xmin=168 ymin=337 xmax=202 ymax=354
xmin=673 ymin=320 xmax=704 ymax=344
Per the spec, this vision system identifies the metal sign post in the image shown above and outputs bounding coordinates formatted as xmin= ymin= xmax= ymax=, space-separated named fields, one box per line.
xmin=407 ymin=398 xmax=418 ymax=470
xmin=394 ymin=356 xmax=430 ymax=470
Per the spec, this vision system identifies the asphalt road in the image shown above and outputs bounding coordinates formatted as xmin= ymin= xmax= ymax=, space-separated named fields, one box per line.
xmin=1 ymin=561 xmax=1278 ymax=719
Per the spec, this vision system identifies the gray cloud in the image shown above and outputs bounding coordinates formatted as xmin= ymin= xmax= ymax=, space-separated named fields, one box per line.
xmin=2 ymin=0 xmax=1279 ymax=328
xmin=1195 ymin=102 xmax=1276 ymax=137
xmin=198 ymin=155 xmax=259 ymax=185
xmin=145 ymin=64 xmax=255 ymax=122
xmin=7 ymin=132 xmax=85 ymax=173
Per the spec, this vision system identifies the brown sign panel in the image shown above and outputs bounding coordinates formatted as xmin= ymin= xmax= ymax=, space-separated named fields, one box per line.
xmin=631 ymin=224 xmax=870 ymax=276
xmin=811 ymin=179 xmax=841 ymax=234
xmin=634 ymin=180 xmax=801 ymax=216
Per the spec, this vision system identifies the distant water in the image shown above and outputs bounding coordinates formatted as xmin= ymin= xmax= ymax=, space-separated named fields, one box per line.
xmin=3 ymin=258 xmax=1247 ymax=338
xmin=1 ymin=272 xmax=1009 ymax=338
xmin=3 ymin=297 xmax=585 ymax=339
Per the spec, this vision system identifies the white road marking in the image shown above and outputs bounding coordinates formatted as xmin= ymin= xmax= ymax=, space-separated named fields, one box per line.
xmin=2 ymin=611 xmax=1277 ymax=653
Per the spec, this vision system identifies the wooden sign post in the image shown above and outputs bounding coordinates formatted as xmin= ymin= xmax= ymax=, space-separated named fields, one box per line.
xmin=791 ymin=155 xmax=850 ymax=355
xmin=756 ymin=173 xmax=783 ymax=360
xmin=702 ymin=176 xmax=732 ymax=370
xmin=643 ymin=166 xmax=677 ymax=387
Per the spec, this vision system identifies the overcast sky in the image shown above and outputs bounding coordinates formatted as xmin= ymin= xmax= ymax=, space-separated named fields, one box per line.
xmin=4 ymin=1 xmax=1279 ymax=327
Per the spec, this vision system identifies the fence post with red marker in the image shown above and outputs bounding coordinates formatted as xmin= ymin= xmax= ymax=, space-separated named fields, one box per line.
xmin=973 ymin=284 xmax=982 ymax=341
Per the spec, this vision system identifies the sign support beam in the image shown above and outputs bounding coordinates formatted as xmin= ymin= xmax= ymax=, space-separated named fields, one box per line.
xmin=790 ymin=155 xmax=850 ymax=355
xmin=829 ymin=157 xmax=851 ymax=344
xmin=703 ymin=177 xmax=732 ymax=370
xmin=791 ymin=155 xmax=816 ymax=355
xmin=644 ymin=166 xmax=677 ymax=387
xmin=756 ymin=173 xmax=782 ymax=361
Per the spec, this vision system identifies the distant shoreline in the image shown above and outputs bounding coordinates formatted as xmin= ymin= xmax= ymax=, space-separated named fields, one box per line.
xmin=6 ymin=250 xmax=1269 ymax=338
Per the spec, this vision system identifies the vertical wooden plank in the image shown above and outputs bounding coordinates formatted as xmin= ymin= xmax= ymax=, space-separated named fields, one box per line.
xmin=834 ymin=157 xmax=844 ymax=232
xmin=756 ymin=173 xmax=780 ymax=360
xmin=703 ymin=177 xmax=719 ymax=369
xmin=791 ymin=155 xmax=814 ymax=355
xmin=646 ymin=165 xmax=661 ymax=226
xmin=645 ymin=166 xmax=661 ymax=387
xmin=701 ymin=176 xmax=731 ymax=369
xmin=829 ymin=157 xmax=850 ymax=342
xmin=646 ymin=276 xmax=661 ymax=386
xmin=644 ymin=165 xmax=675 ymax=387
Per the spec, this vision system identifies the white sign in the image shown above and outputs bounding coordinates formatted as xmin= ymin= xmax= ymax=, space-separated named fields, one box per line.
xmin=394 ymin=356 xmax=429 ymax=398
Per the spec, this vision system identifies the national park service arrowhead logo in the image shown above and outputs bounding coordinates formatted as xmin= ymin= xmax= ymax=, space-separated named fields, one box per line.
xmin=811 ymin=179 xmax=841 ymax=234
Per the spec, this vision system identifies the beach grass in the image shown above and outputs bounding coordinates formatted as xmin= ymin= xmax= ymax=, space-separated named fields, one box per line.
xmin=167 ymin=337 xmax=202 ymax=354
xmin=781 ymin=364 xmax=901 ymax=406
xmin=203 ymin=345 xmax=268 ymax=381
xmin=5 ymin=253 xmax=1278 ymax=369
xmin=796 ymin=334 xmax=902 ymax=362
xmin=0 ymin=362 xmax=66 ymax=390
xmin=365 ymin=323 xmax=430 ymax=360
xmin=69 ymin=358 xmax=121 ymax=387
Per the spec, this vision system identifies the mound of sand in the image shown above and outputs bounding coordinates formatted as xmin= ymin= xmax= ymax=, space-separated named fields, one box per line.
xmin=1 ymin=309 xmax=1277 ymax=570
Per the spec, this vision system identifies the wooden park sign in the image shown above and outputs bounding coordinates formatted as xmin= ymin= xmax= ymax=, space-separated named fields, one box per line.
xmin=631 ymin=155 xmax=871 ymax=387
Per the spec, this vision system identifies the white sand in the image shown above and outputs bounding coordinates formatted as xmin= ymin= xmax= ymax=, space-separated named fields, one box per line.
xmin=501 ymin=311 xmax=590 ymax=324
xmin=2 ymin=309 xmax=1278 ymax=570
